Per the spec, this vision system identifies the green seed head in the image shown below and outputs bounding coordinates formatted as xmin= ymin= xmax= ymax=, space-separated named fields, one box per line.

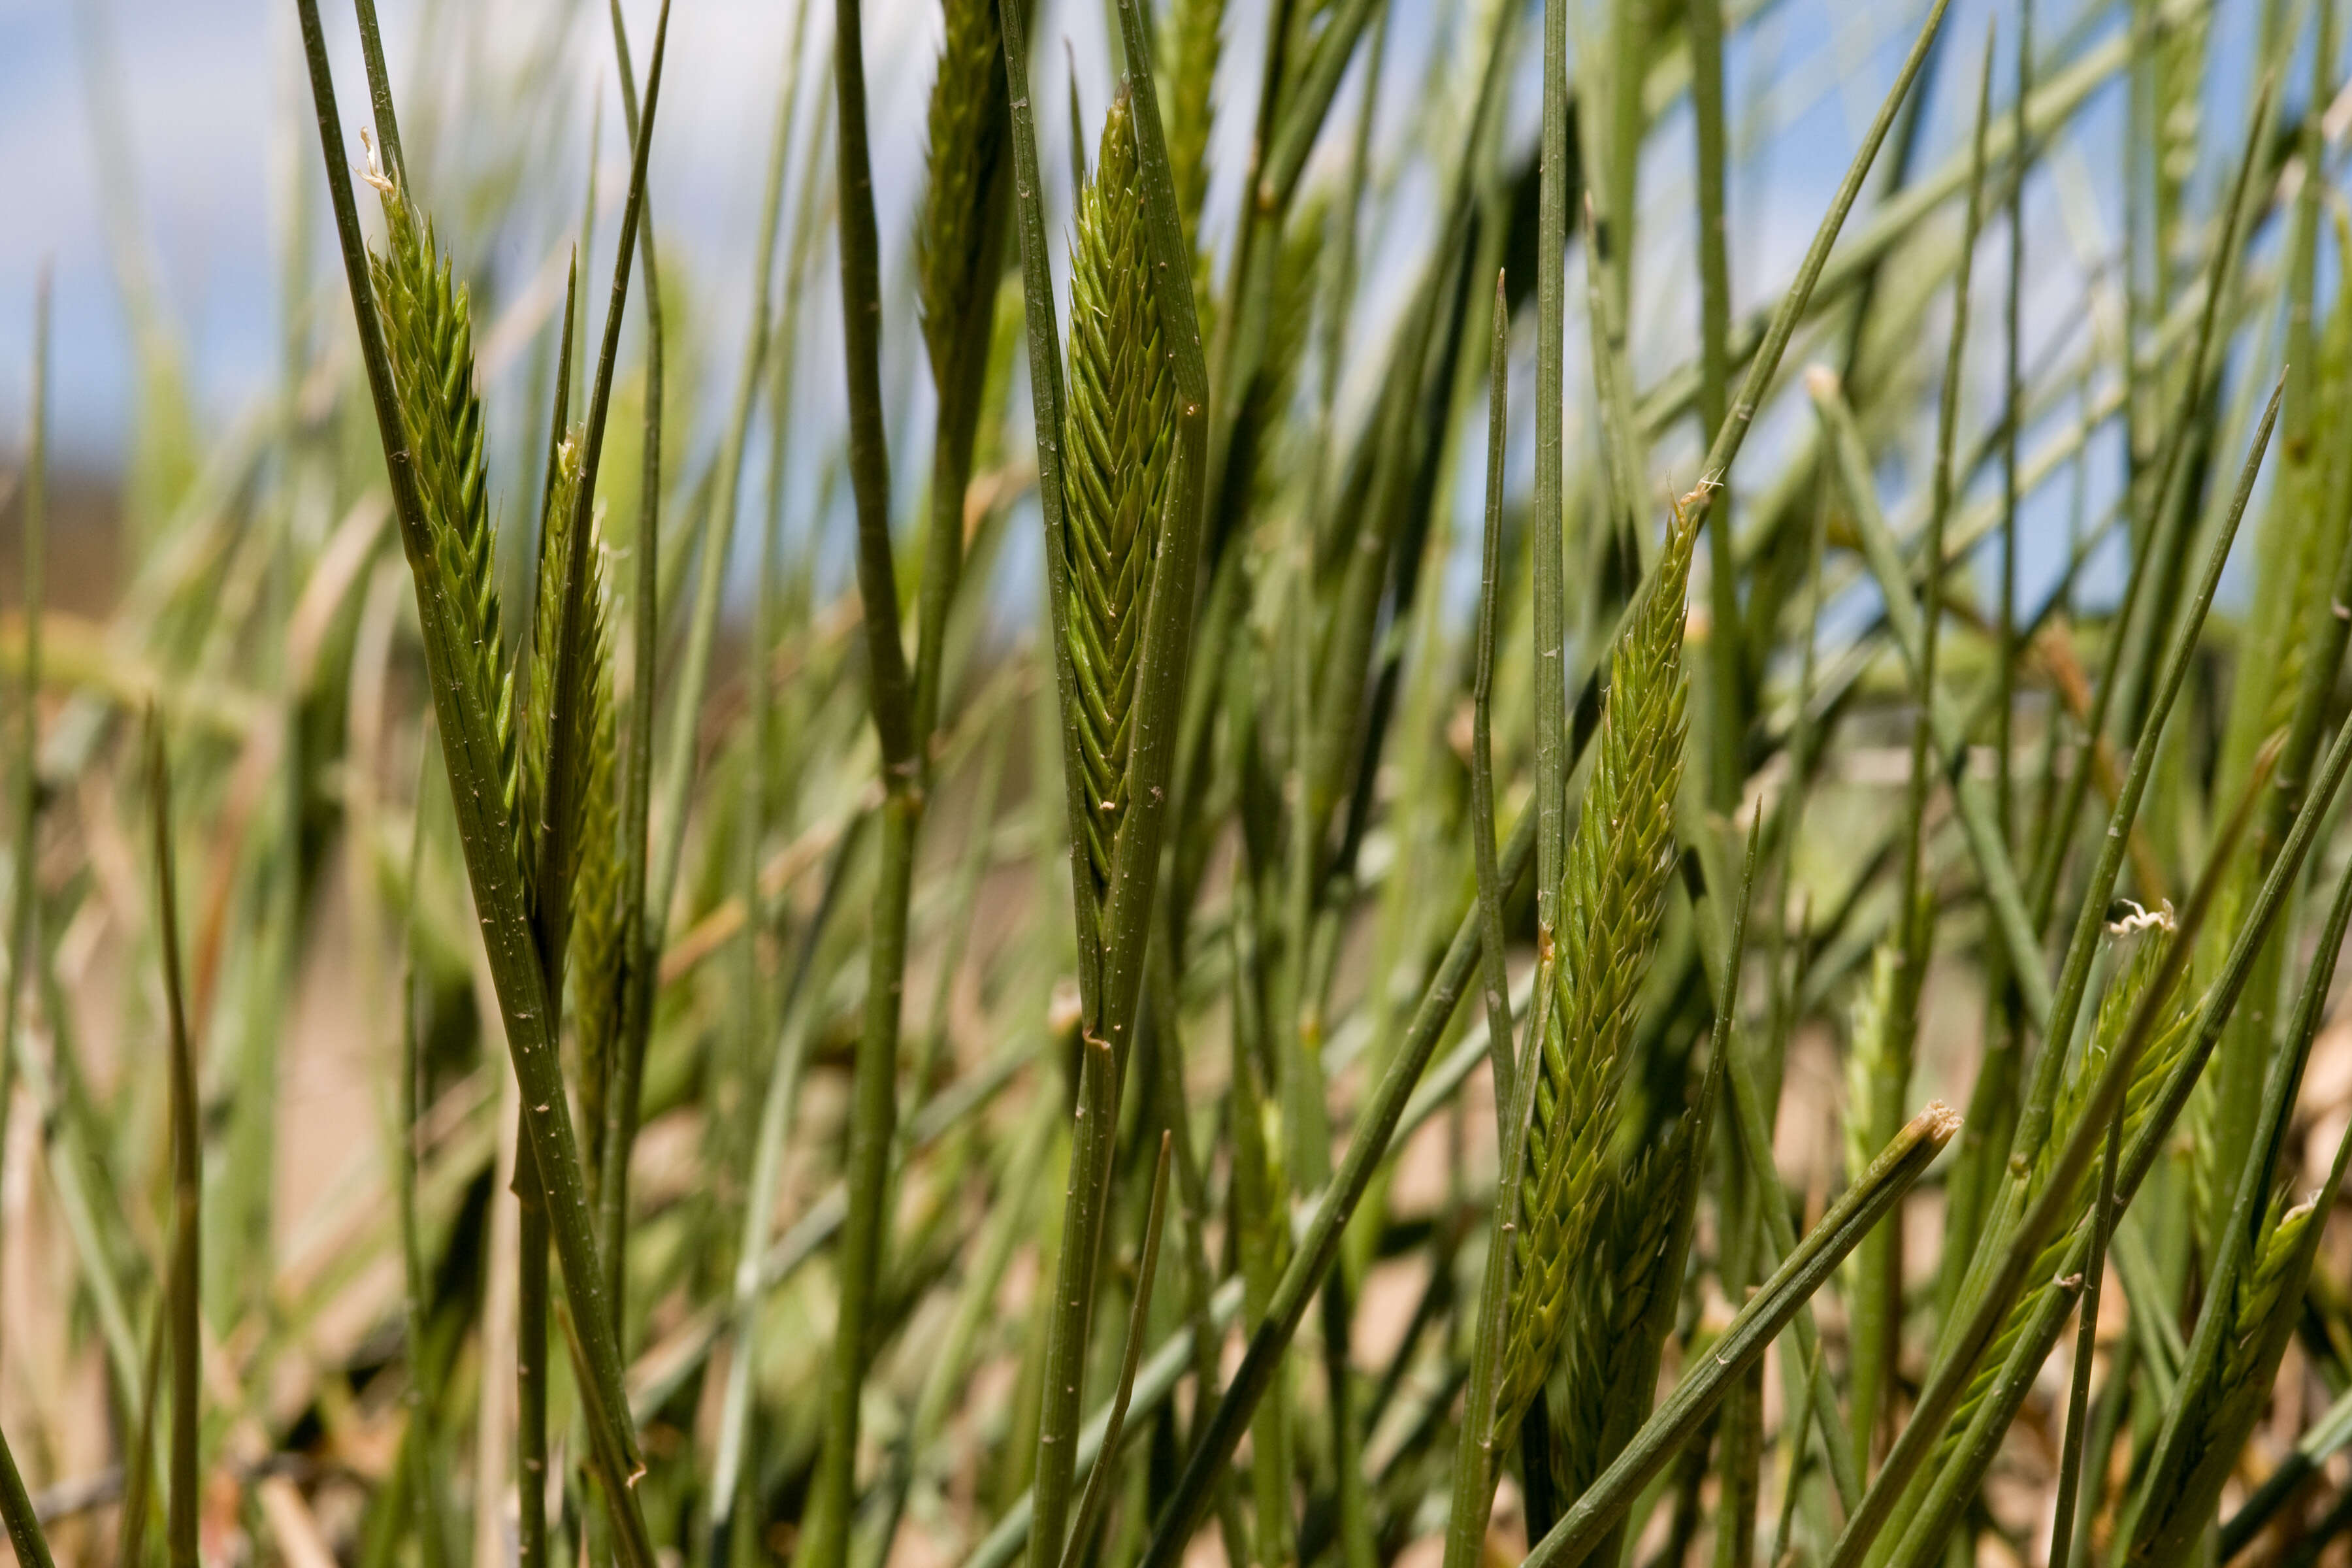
xmin=916 ymin=0 xmax=1009 ymax=384
xmin=1060 ymin=90 xmax=1177 ymax=911
xmin=1499 ymin=498 xmax=1699 ymax=1429
xmin=366 ymin=162 xmax=521 ymax=881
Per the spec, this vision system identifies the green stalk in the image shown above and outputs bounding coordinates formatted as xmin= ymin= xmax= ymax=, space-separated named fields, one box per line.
xmin=146 ymin=718 xmax=197 ymax=1568
xmin=1996 ymin=0 xmax=2029 ymax=862
xmin=1718 ymin=940 xmax=1864 ymax=1514
xmin=1588 ymin=817 xmax=1764 ymax=1568
xmin=713 ymin=806 xmax=862 ymax=1564
xmin=996 ymin=0 xmax=1094 ymax=1011
xmin=963 ymin=1279 xmax=1247 ymax=1568
xmin=2043 ymin=1102 xmax=2119 ymax=1568
xmin=2221 ymin=1386 xmax=2352 ymax=1556
xmin=0 ymin=1418 xmax=55 ymax=1568
xmin=396 ymin=777 xmax=448 ymax=1568
xmin=1955 ymin=376 xmax=2282 ymax=1334
xmin=514 ymin=1131 xmax=551 ymax=1568
xmin=705 ymin=8 xmax=817 ymax=1555
xmin=2118 ymin=818 xmax=2352 ymax=1568
xmin=1583 ymin=190 xmax=1650 ymax=593
xmin=1056 ymin=1135 xmax=1172 ymax=1568
xmin=1521 ymin=1103 xmax=1962 ymax=1568
xmin=1138 ymin=806 xmax=1537 ymax=1568
xmin=796 ymin=0 xmax=922 ymax=1544
xmin=1687 ymin=0 xmax=1740 ymax=809
xmin=0 ymin=274 xmax=45 ymax=1381
xmin=1470 ymin=271 xmax=1514 ymax=1119
xmin=121 ymin=1290 xmax=167 ymax=1568
xmin=1438 ymin=845 xmax=1557 ymax=1568
xmin=350 ymin=0 xmax=406 ymax=180
xmin=514 ymin=245 xmax=583 ymax=1568
xmin=1694 ymin=0 xmax=1952 ymax=491
xmin=1856 ymin=31 xmax=1995 ymax=1462
xmin=2020 ymin=67 xmax=2274 ymax=955
xmin=1533 ymin=0 xmax=1569 ymax=941
xmin=2105 ymin=73 xmax=2277 ymax=749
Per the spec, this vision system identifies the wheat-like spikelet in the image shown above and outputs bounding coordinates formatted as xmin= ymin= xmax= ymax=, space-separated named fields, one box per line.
xmin=1497 ymin=499 xmax=1698 ymax=1429
xmin=365 ymin=154 xmax=521 ymax=875
xmin=1937 ymin=918 xmax=2193 ymax=1460
xmin=1060 ymin=90 xmax=1177 ymax=909
xmin=2123 ymin=1190 xmax=2317 ymax=1568
xmin=915 ymin=0 xmax=1008 ymax=384
xmin=570 ymin=564 xmax=623 ymax=1181
xmin=521 ymin=433 xmax=587 ymax=874
xmin=1548 ymin=1119 xmax=1696 ymax=1499
xmin=2219 ymin=1192 xmax=2315 ymax=1402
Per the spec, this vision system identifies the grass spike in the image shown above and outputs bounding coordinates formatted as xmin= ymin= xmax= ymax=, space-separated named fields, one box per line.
xmin=1060 ymin=90 xmax=1178 ymax=909
xmin=1497 ymin=499 xmax=1699 ymax=1431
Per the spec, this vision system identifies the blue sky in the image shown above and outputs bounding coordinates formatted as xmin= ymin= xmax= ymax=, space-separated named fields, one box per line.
xmin=0 ymin=0 xmax=2295 ymax=634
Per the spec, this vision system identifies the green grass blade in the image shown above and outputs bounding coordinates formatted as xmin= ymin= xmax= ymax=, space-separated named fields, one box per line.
xmin=1470 ymin=270 xmax=1514 ymax=1119
xmin=602 ymin=0 xmax=670 ymax=1318
xmin=1687 ymin=0 xmax=1739 ymax=809
xmin=0 ymin=1419 xmax=56 ymax=1568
